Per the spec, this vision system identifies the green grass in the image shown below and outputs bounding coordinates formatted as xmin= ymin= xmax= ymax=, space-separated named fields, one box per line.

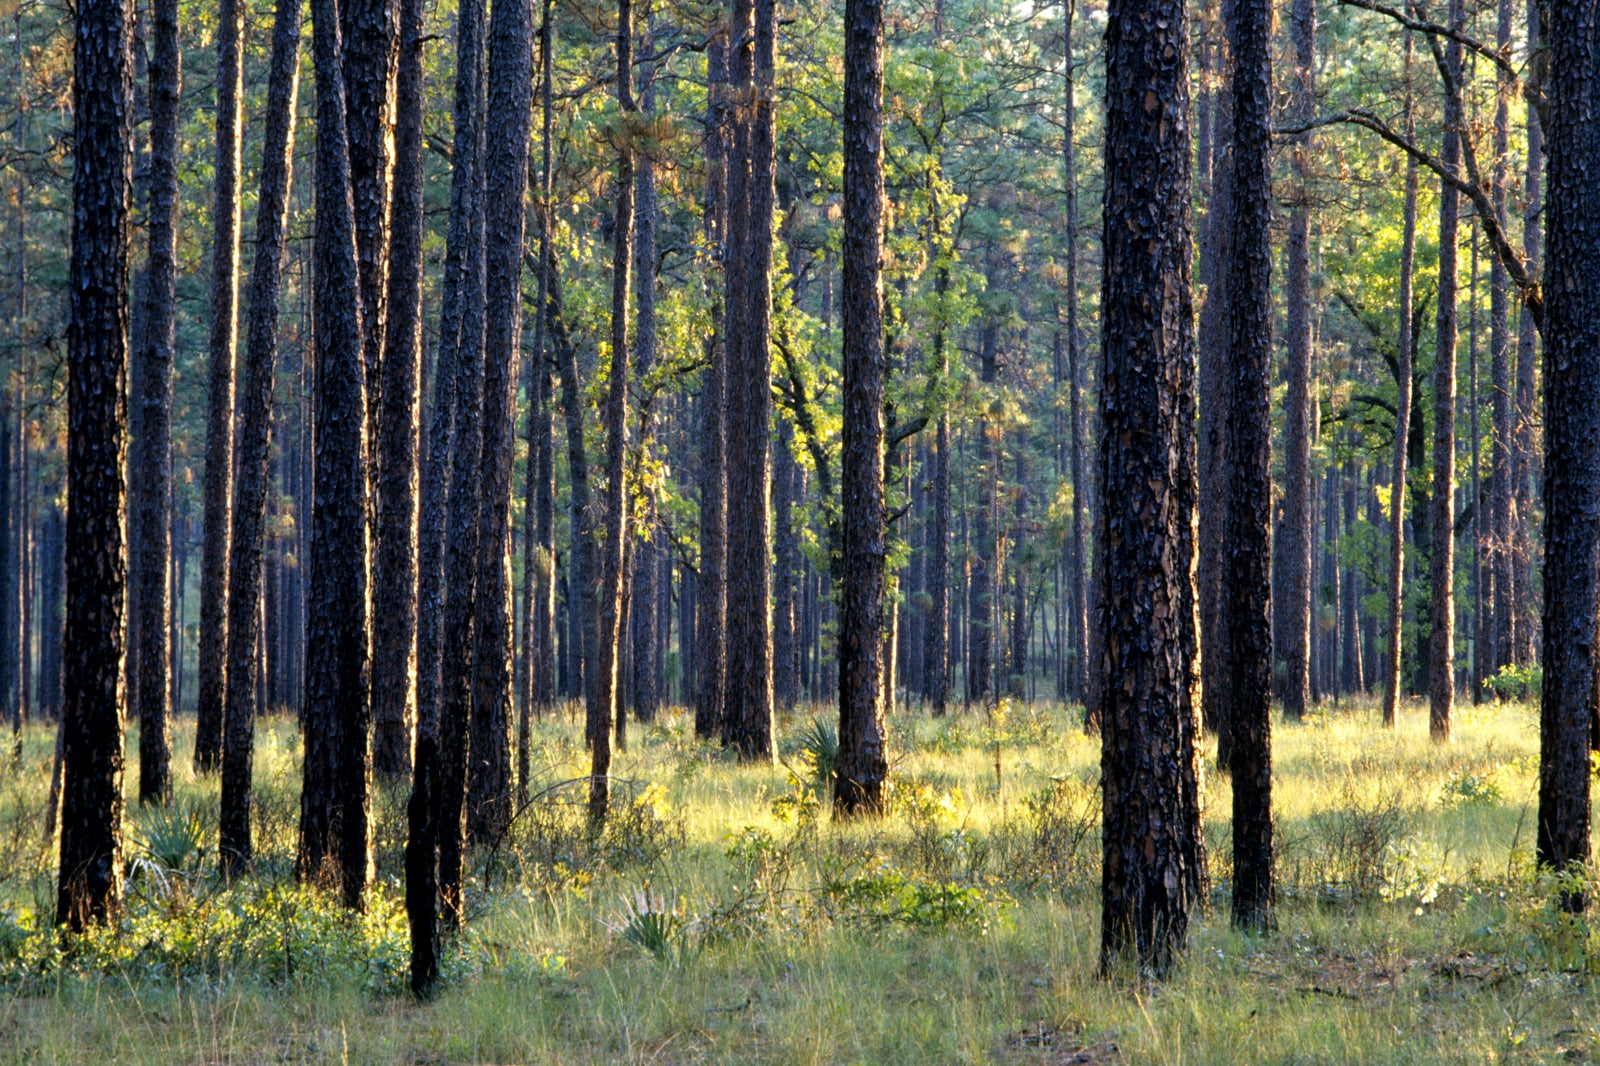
xmin=0 ymin=697 xmax=1595 ymax=1064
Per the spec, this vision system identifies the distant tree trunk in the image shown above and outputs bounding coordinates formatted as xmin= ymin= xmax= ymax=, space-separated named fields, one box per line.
xmin=590 ymin=0 xmax=634 ymax=822
xmin=695 ymin=32 xmax=728 ymax=740
xmin=1488 ymin=0 xmax=1515 ymax=678
xmin=1535 ymin=0 xmax=1599 ymax=897
xmin=630 ymin=22 xmax=660 ymax=725
xmin=836 ymin=0 xmax=888 ymax=817
xmin=466 ymin=0 xmax=531 ymax=843
xmin=1062 ymin=0 xmax=1087 ymax=706
xmin=968 ymin=307 xmax=999 ymax=707
xmin=723 ymin=0 xmax=775 ymax=761
xmin=58 ymin=0 xmax=132 ymax=930
xmin=371 ymin=0 xmax=426 ymax=777
xmin=411 ymin=0 xmax=485 ymax=945
xmin=1429 ymin=0 xmax=1464 ymax=743
xmin=299 ymin=0 xmax=373 ymax=911
xmin=219 ymin=0 xmax=301 ymax=876
xmin=131 ymin=0 xmax=179 ymax=806
xmin=1279 ymin=0 xmax=1315 ymax=722
xmin=1224 ymin=0 xmax=1274 ymax=933
xmin=1383 ymin=32 xmax=1419 ymax=729
xmin=773 ymin=424 xmax=800 ymax=711
xmin=1098 ymin=0 xmax=1205 ymax=975
xmin=436 ymin=93 xmax=488 ymax=926
xmin=1514 ymin=0 xmax=1542 ymax=667
xmin=926 ymin=410 xmax=951 ymax=716
xmin=1007 ymin=450 xmax=1031 ymax=698
xmin=1341 ymin=453 xmax=1364 ymax=692
xmin=1196 ymin=33 xmax=1232 ymax=751
xmin=37 ymin=503 xmax=63 ymax=721
xmin=195 ymin=0 xmax=246 ymax=773
xmin=549 ymin=256 xmax=596 ymax=729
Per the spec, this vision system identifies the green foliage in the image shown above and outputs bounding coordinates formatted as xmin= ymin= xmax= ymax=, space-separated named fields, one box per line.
xmin=1483 ymin=663 xmax=1543 ymax=702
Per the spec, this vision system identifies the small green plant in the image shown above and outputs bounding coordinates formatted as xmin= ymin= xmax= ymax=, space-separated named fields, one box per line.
xmin=821 ymin=865 xmax=999 ymax=933
xmin=1483 ymin=663 xmax=1542 ymax=702
xmin=1439 ymin=769 xmax=1504 ymax=808
xmin=792 ymin=718 xmax=839 ymax=787
xmin=603 ymin=886 xmax=693 ymax=965
xmin=131 ymin=797 xmax=208 ymax=874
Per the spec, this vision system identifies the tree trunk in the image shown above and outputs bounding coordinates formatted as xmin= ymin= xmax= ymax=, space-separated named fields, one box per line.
xmin=773 ymin=424 xmax=801 ymax=711
xmin=630 ymin=21 xmax=660 ymax=726
xmin=131 ymin=0 xmax=179 ymax=805
xmin=1535 ymin=0 xmax=1599 ymax=896
xmin=57 ymin=0 xmax=132 ymax=930
xmin=1429 ymin=0 xmax=1463 ymax=743
xmin=1514 ymin=0 xmax=1542 ymax=667
xmin=1063 ymin=0 xmax=1087 ymax=706
xmin=836 ymin=0 xmax=887 ymax=817
xmin=411 ymin=0 xmax=485 ymax=948
xmin=723 ymin=0 xmax=775 ymax=761
xmin=371 ymin=0 xmax=426 ymax=777
xmin=467 ymin=0 xmax=532 ymax=843
xmin=1488 ymin=0 xmax=1516 ymax=679
xmin=195 ymin=0 xmax=246 ymax=773
xmin=1279 ymin=0 xmax=1315 ymax=721
xmin=1383 ymin=32 xmax=1419 ymax=729
xmin=341 ymin=0 xmax=398 ymax=452
xmin=1097 ymin=0 xmax=1205 ymax=975
xmin=590 ymin=0 xmax=634 ymax=822
xmin=299 ymin=0 xmax=373 ymax=911
xmin=1223 ymin=0 xmax=1275 ymax=932
xmin=1196 ymin=27 xmax=1232 ymax=751
xmin=219 ymin=0 xmax=301 ymax=876
xmin=695 ymin=31 xmax=728 ymax=739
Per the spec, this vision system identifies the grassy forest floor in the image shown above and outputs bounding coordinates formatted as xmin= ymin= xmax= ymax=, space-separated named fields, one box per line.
xmin=0 ymin=697 xmax=1596 ymax=1064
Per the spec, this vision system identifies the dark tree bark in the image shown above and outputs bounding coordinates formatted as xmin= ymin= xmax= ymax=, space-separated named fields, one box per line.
xmin=1279 ymin=0 xmax=1315 ymax=722
xmin=131 ymin=0 xmax=179 ymax=806
xmin=57 ymin=0 xmax=132 ymax=930
xmin=1098 ymin=0 xmax=1205 ymax=976
xmin=926 ymin=411 xmax=951 ymax=716
xmin=414 ymin=0 xmax=485 ymax=788
xmin=1535 ymin=0 xmax=1599 ymax=896
xmin=1429 ymin=0 xmax=1464 ymax=743
xmin=299 ymin=0 xmax=373 ymax=911
xmin=1383 ymin=32 xmax=1420 ymax=729
xmin=219 ymin=0 xmax=301 ymax=877
xmin=38 ymin=503 xmax=63 ymax=722
xmin=550 ymin=256 xmax=596 ymax=730
xmin=836 ymin=0 xmax=888 ymax=817
xmin=410 ymin=0 xmax=485 ymax=981
xmin=1223 ymin=0 xmax=1274 ymax=932
xmin=696 ymin=29 xmax=728 ymax=739
xmin=590 ymin=0 xmax=634 ymax=822
xmin=466 ymin=0 xmax=531 ymax=843
xmin=968 ymin=306 xmax=999 ymax=707
xmin=371 ymin=0 xmax=426 ymax=777
xmin=195 ymin=0 xmax=245 ymax=773
xmin=723 ymin=0 xmax=775 ymax=760
xmin=1196 ymin=32 xmax=1232 ymax=752
xmin=342 ymin=0 xmax=399 ymax=449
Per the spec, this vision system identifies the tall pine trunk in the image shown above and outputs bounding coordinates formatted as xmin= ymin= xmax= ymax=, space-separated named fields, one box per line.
xmin=299 ymin=0 xmax=373 ymax=911
xmin=219 ymin=0 xmax=301 ymax=875
xmin=836 ymin=0 xmax=888 ymax=817
xmin=695 ymin=32 xmax=728 ymax=739
xmin=58 ymin=0 xmax=132 ymax=930
xmin=1382 ymin=32 xmax=1419 ymax=729
xmin=131 ymin=0 xmax=179 ymax=805
xmin=1429 ymin=0 xmax=1464 ymax=743
xmin=590 ymin=0 xmax=634 ymax=821
xmin=195 ymin=0 xmax=245 ymax=772
xmin=723 ymin=0 xmax=775 ymax=760
xmin=1098 ymin=0 xmax=1205 ymax=976
xmin=1224 ymin=0 xmax=1275 ymax=932
xmin=466 ymin=0 xmax=532 ymax=843
xmin=1535 ymin=0 xmax=1599 ymax=898
xmin=371 ymin=0 xmax=426 ymax=777
xmin=1279 ymin=0 xmax=1315 ymax=721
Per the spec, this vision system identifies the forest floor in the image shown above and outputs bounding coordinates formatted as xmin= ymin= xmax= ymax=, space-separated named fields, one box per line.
xmin=0 ymin=696 xmax=1595 ymax=1064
